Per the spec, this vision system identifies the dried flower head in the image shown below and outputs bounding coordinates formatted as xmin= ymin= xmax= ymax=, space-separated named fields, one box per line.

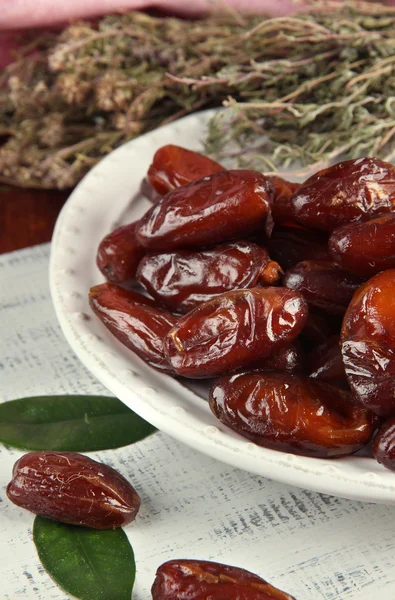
xmin=55 ymin=73 xmax=91 ymax=105
xmin=38 ymin=113 xmax=65 ymax=148
xmin=95 ymin=72 xmax=136 ymax=112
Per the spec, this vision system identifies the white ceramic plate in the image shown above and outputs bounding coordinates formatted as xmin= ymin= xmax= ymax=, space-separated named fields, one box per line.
xmin=50 ymin=109 xmax=395 ymax=504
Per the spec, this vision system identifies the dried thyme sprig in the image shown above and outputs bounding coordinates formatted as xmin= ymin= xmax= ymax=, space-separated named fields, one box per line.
xmin=202 ymin=5 xmax=395 ymax=176
xmin=0 ymin=2 xmax=394 ymax=190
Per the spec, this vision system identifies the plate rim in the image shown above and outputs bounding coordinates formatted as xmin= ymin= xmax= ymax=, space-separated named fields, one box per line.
xmin=49 ymin=108 xmax=395 ymax=504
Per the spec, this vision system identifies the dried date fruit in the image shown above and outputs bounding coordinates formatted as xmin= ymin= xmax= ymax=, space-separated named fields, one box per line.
xmin=152 ymin=559 xmax=296 ymax=600
xmin=251 ymin=342 xmax=305 ymax=374
xmin=164 ymin=288 xmax=308 ymax=378
xmin=96 ymin=221 xmax=145 ymax=286
xmin=341 ymin=269 xmax=395 ymax=416
xmin=372 ymin=416 xmax=395 ymax=471
xmin=290 ymin=157 xmax=395 ymax=231
xmin=137 ymin=170 xmax=274 ymax=250
xmin=283 ymin=260 xmax=365 ymax=314
xmin=136 ymin=242 xmax=282 ymax=314
xmin=210 ymin=372 xmax=374 ymax=457
xmin=329 ymin=214 xmax=395 ymax=277
xmin=308 ymin=335 xmax=348 ymax=389
xmin=89 ymin=283 xmax=177 ymax=373
xmin=265 ymin=226 xmax=329 ymax=271
xmin=147 ymin=144 xmax=224 ymax=195
xmin=7 ymin=451 xmax=140 ymax=529
xmin=270 ymin=176 xmax=301 ymax=225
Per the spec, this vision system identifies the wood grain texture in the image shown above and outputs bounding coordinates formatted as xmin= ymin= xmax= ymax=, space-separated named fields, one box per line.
xmin=0 ymin=187 xmax=68 ymax=253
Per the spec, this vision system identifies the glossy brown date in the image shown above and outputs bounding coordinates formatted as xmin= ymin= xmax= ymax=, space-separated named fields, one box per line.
xmin=372 ymin=416 xmax=395 ymax=471
xmin=341 ymin=269 xmax=395 ymax=416
xmin=96 ymin=221 xmax=145 ymax=286
xmin=329 ymin=214 xmax=395 ymax=277
xmin=307 ymin=335 xmax=348 ymax=389
xmin=265 ymin=226 xmax=330 ymax=271
xmin=283 ymin=260 xmax=365 ymax=314
xmin=151 ymin=559 xmax=296 ymax=600
xmin=136 ymin=242 xmax=282 ymax=314
xmin=137 ymin=170 xmax=274 ymax=250
xmin=164 ymin=288 xmax=308 ymax=378
xmin=290 ymin=158 xmax=395 ymax=231
xmin=7 ymin=451 xmax=140 ymax=529
xmin=89 ymin=283 xmax=177 ymax=373
xmin=270 ymin=176 xmax=301 ymax=225
xmin=147 ymin=144 xmax=224 ymax=195
xmin=251 ymin=342 xmax=305 ymax=374
xmin=210 ymin=372 xmax=374 ymax=457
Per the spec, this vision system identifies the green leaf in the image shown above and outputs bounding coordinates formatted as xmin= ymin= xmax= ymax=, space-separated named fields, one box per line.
xmin=0 ymin=395 xmax=156 ymax=451
xmin=33 ymin=516 xmax=135 ymax=600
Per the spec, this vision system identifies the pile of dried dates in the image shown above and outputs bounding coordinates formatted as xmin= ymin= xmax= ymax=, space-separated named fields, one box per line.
xmin=91 ymin=144 xmax=395 ymax=470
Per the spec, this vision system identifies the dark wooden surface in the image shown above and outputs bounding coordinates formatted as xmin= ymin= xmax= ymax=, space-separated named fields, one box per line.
xmin=0 ymin=187 xmax=69 ymax=254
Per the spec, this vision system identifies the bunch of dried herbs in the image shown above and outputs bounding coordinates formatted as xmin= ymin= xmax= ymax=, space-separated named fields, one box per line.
xmin=0 ymin=1 xmax=394 ymax=189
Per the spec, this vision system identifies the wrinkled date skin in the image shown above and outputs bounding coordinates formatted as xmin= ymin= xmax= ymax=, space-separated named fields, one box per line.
xmin=136 ymin=241 xmax=282 ymax=314
xmin=372 ymin=416 xmax=395 ymax=471
xmin=265 ymin=226 xmax=330 ymax=271
xmin=329 ymin=214 xmax=395 ymax=277
xmin=252 ymin=342 xmax=305 ymax=374
xmin=341 ymin=269 xmax=395 ymax=416
xmin=283 ymin=260 xmax=365 ymax=315
xmin=7 ymin=451 xmax=140 ymax=529
xmin=290 ymin=158 xmax=395 ymax=231
xmin=151 ymin=560 xmax=296 ymax=600
xmin=270 ymin=176 xmax=301 ymax=225
xmin=308 ymin=335 xmax=348 ymax=389
xmin=210 ymin=372 xmax=374 ymax=457
xmin=164 ymin=288 xmax=308 ymax=378
xmin=137 ymin=170 xmax=274 ymax=250
xmin=89 ymin=283 xmax=177 ymax=373
xmin=96 ymin=221 xmax=145 ymax=286
xmin=147 ymin=144 xmax=224 ymax=195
